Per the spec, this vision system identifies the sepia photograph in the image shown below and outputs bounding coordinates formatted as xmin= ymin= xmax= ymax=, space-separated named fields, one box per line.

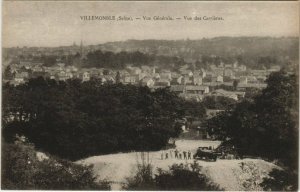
xmin=1 ymin=1 xmax=299 ymax=191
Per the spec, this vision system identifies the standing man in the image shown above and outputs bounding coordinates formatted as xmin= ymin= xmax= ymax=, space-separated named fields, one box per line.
xmin=188 ymin=151 xmax=192 ymax=159
xmin=165 ymin=152 xmax=169 ymax=159
xmin=175 ymin=149 xmax=179 ymax=159
xmin=183 ymin=151 xmax=187 ymax=159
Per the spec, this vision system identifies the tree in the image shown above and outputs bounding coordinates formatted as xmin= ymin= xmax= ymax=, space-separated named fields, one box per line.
xmin=208 ymin=70 xmax=298 ymax=166
xmin=254 ymin=70 xmax=298 ymax=167
xmin=123 ymin=152 xmax=157 ymax=190
xmin=155 ymin=163 xmax=221 ymax=190
xmin=103 ymin=69 xmax=110 ymax=75
xmin=43 ymin=56 xmax=57 ymax=67
xmin=202 ymin=96 xmax=237 ymax=110
xmin=4 ymin=66 xmax=15 ymax=80
xmin=207 ymin=70 xmax=298 ymax=190
xmin=233 ymin=79 xmax=239 ymax=91
xmin=2 ymin=78 xmax=185 ymax=160
xmin=194 ymin=60 xmax=201 ymax=69
xmin=181 ymin=100 xmax=206 ymax=120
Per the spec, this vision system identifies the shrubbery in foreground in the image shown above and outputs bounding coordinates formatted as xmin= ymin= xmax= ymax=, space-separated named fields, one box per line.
xmin=260 ymin=168 xmax=298 ymax=191
xmin=124 ymin=161 xmax=221 ymax=191
xmin=1 ymin=140 xmax=109 ymax=190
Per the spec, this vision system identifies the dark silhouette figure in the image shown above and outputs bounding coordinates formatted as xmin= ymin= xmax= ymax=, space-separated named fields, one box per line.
xmin=165 ymin=152 xmax=168 ymax=159
xmin=241 ymin=162 xmax=245 ymax=170
xmin=183 ymin=151 xmax=187 ymax=159
xmin=175 ymin=150 xmax=179 ymax=159
xmin=188 ymin=151 xmax=192 ymax=159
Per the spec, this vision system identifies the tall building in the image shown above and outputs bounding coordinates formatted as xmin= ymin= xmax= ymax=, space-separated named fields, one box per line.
xmin=80 ymin=40 xmax=83 ymax=57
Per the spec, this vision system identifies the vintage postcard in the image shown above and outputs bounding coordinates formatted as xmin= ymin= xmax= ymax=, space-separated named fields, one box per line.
xmin=2 ymin=1 xmax=299 ymax=191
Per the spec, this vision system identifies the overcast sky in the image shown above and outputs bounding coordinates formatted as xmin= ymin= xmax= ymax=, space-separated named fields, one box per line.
xmin=3 ymin=1 xmax=299 ymax=47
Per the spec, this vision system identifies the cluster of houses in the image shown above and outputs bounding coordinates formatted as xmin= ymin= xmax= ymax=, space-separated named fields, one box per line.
xmin=5 ymin=60 xmax=281 ymax=102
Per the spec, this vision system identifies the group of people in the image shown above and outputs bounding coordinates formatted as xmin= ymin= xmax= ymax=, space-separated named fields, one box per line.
xmin=161 ymin=149 xmax=193 ymax=160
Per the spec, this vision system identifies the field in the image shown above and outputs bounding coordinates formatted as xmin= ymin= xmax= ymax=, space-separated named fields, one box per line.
xmin=77 ymin=139 xmax=279 ymax=190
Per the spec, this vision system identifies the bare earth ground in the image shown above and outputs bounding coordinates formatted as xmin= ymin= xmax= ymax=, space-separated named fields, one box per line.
xmin=77 ymin=139 xmax=279 ymax=190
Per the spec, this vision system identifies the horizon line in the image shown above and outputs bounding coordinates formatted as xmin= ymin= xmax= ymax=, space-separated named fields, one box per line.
xmin=3 ymin=35 xmax=299 ymax=49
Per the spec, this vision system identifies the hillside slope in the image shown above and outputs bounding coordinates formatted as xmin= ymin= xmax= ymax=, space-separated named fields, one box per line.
xmin=77 ymin=140 xmax=279 ymax=190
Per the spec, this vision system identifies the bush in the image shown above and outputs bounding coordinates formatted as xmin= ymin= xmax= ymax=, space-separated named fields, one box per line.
xmin=260 ymin=168 xmax=298 ymax=191
xmin=123 ymin=152 xmax=157 ymax=190
xmin=154 ymin=162 xmax=221 ymax=191
xmin=124 ymin=163 xmax=157 ymax=190
xmin=124 ymin=161 xmax=221 ymax=191
xmin=1 ymin=141 xmax=109 ymax=190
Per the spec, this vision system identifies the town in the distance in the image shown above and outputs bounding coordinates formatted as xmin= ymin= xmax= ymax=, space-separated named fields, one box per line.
xmin=3 ymin=37 xmax=296 ymax=103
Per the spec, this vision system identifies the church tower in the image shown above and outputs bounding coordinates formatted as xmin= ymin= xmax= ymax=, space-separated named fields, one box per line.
xmin=80 ymin=40 xmax=83 ymax=57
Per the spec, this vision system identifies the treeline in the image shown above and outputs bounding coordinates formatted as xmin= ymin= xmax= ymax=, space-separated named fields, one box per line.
xmin=109 ymin=37 xmax=299 ymax=59
xmin=103 ymin=37 xmax=298 ymax=69
xmin=83 ymin=50 xmax=185 ymax=69
xmin=2 ymin=78 xmax=205 ymax=160
xmin=10 ymin=49 xmax=288 ymax=71
xmin=82 ymin=50 xmax=292 ymax=70
xmin=206 ymin=70 xmax=298 ymax=190
xmin=195 ymin=55 xmax=286 ymax=70
xmin=83 ymin=49 xmax=293 ymax=70
xmin=13 ymin=53 xmax=82 ymax=67
xmin=12 ymin=50 xmax=185 ymax=70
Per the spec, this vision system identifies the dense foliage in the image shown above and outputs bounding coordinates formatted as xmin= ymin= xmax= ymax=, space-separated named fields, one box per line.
xmin=207 ymin=70 xmax=298 ymax=189
xmin=1 ymin=140 xmax=109 ymax=190
xmin=202 ymin=96 xmax=237 ymax=110
xmin=101 ymin=37 xmax=298 ymax=69
xmin=2 ymin=78 xmax=190 ymax=160
xmin=209 ymin=71 xmax=298 ymax=165
xmin=10 ymin=50 xmax=185 ymax=70
xmin=124 ymin=161 xmax=221 ymax=190
xmin=83 ymin=50 xmax=185 ymax=69
xmin=154 ymin=163 xmax=221 ymax=190
xmin=3 ymin=66 xmax=15 ymax=80
xmin=260 ymin=169 xmax=298 ymax=191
